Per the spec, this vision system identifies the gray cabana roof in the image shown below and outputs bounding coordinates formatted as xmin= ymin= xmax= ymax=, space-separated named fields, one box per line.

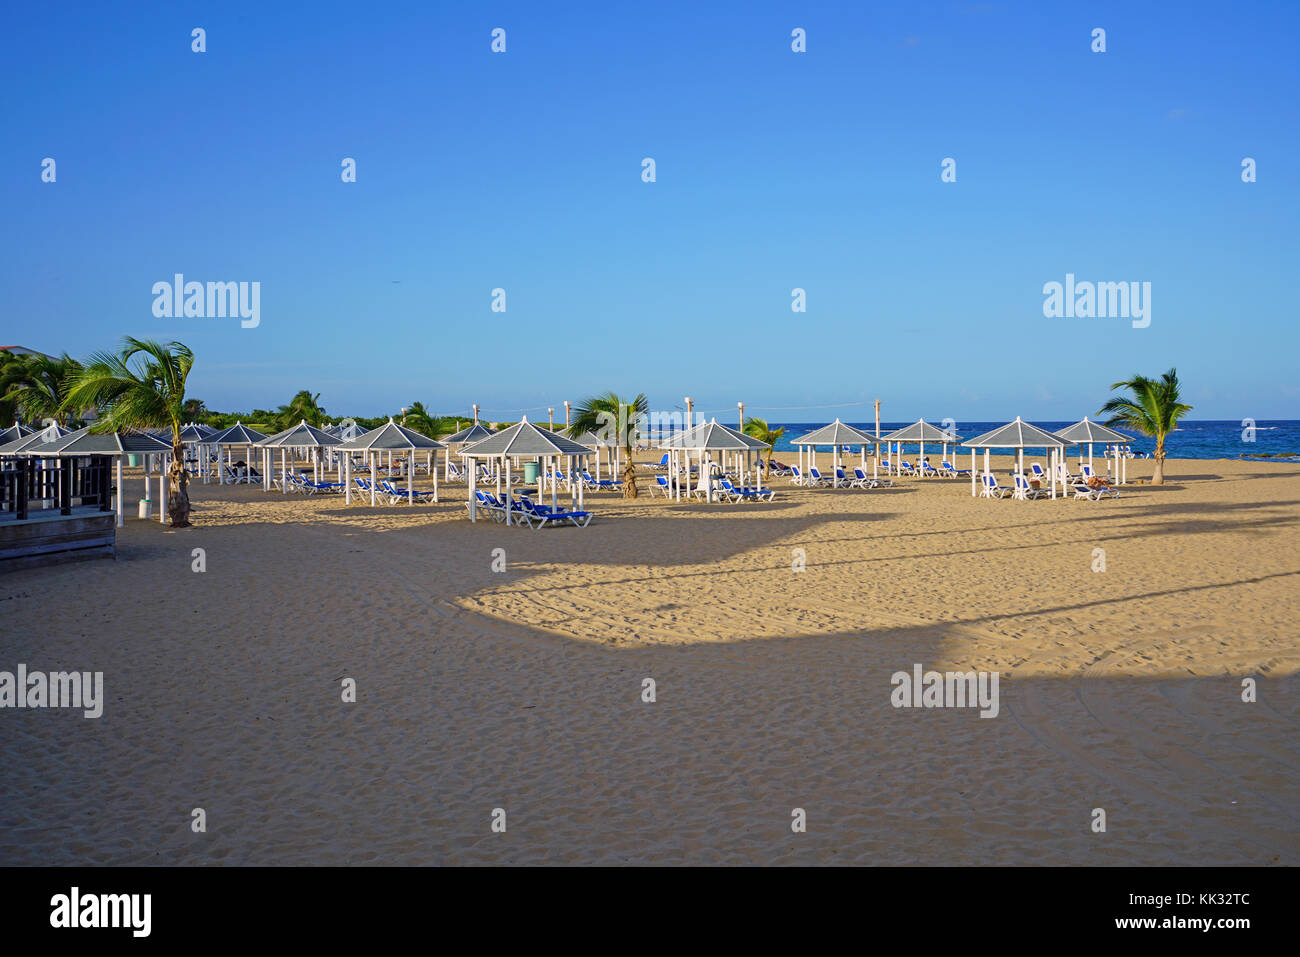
xmin=336 ymin=419 xmax=446 ymax=452
xmin=29 ymin=427 xmax=173 ymax=457
xmin=259 ymin=420 xmax=343 ymax=448
xmin=1054 ymin=417 xmax=1131 ymax=444
xmin=461 ymin=418 xmax=592 ymax=457
xmin=205 ymin=422 xmax=268 ymax=445
xmin=147 ymin=423 xmax=215 ymax=443
xmin=179 ymin=423 xmax=216 ymax=442
xmin=442 ymin=423 xmax=496 ymax=444
xmin=0 ymin=423 xmax=35 ymax=443
xmin=0 ymin=424 xmax=71 ymax=455
xmin=792 ymin=419 xmax=879 ymax=447
xmin=878 ymin=419 xmax=959 ymax=443
xmin=660 ymin=419 xmax=767 ymax=452
xmin=961 ymin=417 xmax=1067 ymax=448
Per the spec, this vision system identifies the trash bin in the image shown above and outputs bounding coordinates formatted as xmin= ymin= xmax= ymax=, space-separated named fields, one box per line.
xmin=127 ymin=454 xmax=140 ymax=467
xmin=523 ymin=462 xmax=539 ymax=484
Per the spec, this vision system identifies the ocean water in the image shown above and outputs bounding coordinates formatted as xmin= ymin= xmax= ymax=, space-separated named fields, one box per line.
xmin=744 ymin=420 xmax=1300 ymax=461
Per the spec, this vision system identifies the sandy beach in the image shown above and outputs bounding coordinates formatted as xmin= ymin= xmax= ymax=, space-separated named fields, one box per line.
xmin=1 ymin=454 xmax=1296 ymax=866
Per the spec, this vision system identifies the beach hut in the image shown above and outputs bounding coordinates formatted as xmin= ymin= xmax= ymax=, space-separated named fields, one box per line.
xmin=258 ymin=421 xmax=343 ymax=493
xmin=569 ymin=428 xmax=624 ymax=482
xmin=0 ymin=423 xmax=34 ymax=445
xmin=877 ymin=419 xmax=960 ymax=478
xmin=21 ymin=427 xmax=173 ymax=526
xmin=459 ymin=417 xmax=593 ymax=523
xmin=204 ymin=422 xmax=269 ymax=484
xmin=791 ymin=419 xmax=878 ymax=486
xmin=336 ymin=419 xmax=446 ymax=505
xmin=1055 ymin=418 xmax=1132 ymax=485
xmin=0 ymin=423 xmax=70 ymax=456
xmin=149 ymin=422 xmax=216 ymax=481
xmin=659 ymin=419 xmax=767 ymax=502
xmin=441 ymin=423 xmax=496 ymax=482
xmin=961 ymin=418 xmax=1068 ymax=499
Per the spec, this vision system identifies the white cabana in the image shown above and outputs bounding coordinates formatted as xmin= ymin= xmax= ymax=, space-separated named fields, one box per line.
xmin=961 ymin=417 xmax=1068 ymax=499
xmin=1055 ymin=418 xmax=1132 ymax=485
xmin=336 ymin=419 xmax=446 ymax=505
xmin=204 ymin=422 xmax=269 ymax=485
xmin=877 ymin=419 xmax=960 ymax=478
xmin=257 ymin=420 xmax=343 ymax=493
xmin=17 ymin=427 xmax=173 ymax=526
xmin=459 ymin=417 xmax=593 ymax=524
xmin=659 ymin=418 xmax=768 ymax=503
xmin=791 ymin=419 xmax=878 ymax=487
xmin=440 ymin=423 xmax=496 ymax=482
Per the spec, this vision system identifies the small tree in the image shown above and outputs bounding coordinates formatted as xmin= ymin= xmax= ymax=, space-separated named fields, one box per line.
xmin=566 ymin=392 xmax=649 ymax=498
xmin=2 ymin=352 xmax=84 ymax=427
xmin=1098 ymin=368 xmax=1193 ymax=485
xmin=65 ymin=338 xmax=196 ymax=526
xmin=743 ymin=416 xmax=785 ymax=470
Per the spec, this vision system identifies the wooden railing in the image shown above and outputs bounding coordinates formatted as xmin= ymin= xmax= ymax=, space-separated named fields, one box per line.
xmin=0 ymin=456 xmax=115 ymax=520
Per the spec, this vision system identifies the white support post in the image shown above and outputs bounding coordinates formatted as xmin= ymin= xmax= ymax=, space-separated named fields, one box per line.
xmin=504 ymin=459 xmax=512 ymax=526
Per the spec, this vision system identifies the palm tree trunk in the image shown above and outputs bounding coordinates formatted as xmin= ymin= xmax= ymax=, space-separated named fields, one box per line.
xmin=1152 ymin=437 xmax=1166 ymax=485
xmin=622 ymin=447 xmax=638 ymax=498
xmin=169 ymin=442 xmax=192 ymax=526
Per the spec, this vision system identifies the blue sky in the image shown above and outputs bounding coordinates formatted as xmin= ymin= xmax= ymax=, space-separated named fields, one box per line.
xmin=3 ymin=1 xmax=1297 ymax=423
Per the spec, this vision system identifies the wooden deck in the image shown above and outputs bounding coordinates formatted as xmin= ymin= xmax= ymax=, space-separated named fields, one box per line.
xmin=0 ymin=509 xmax=116 ymax=572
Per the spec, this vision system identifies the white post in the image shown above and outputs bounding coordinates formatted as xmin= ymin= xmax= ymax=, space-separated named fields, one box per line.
xmin=504 ymin=459 xmax=512 ymax=526
xmin=115 ymin=458 xmax=124 ymax=526
xmin=345 ymin=455 xmax=352 ymax=503
xmin=159 ymin=471 xmax=166 ymax=524
xmin=971 ymin=448 xmax=977 ymax=496
xmin=370 ymin=455 xmax=377 ymax=506
xmin=432 ymin=452 xmax=439 ymax=502
xmin=281 ymin=449 xmax=287 ymax=493
xmin=468 ymin=459 xmax=476 ymax=521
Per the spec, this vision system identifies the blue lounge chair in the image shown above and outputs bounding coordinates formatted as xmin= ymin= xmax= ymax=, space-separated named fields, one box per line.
xmin=381 ymin=480 xmax=435 ymax=503
xmin=581 ymin=469 xmax=620 ymax=491
xmin=719 ymin=478 xmax=774 ymax=502
xmin=1012 ymin=475 xmax=1045 ymax=500
xmin=981 ymin=474 xmax=1012 ymax=499
xmin=519 ymin=497 xmax=593 ymax=528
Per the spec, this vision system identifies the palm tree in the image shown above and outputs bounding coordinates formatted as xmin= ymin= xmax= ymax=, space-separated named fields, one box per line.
xmin=0 ymin=349 xmax=25 ymax=425
xmin=566 ymin=391 xmax=649 ymax=498
xmin=182 ymin=397 xmax=207 ymax=420
xmin=2 ymin=352 xmax=85 ymax=427
xmin=1098 ymin=368 xmax=1193 ymax=485
xmin=400 ymin=401 xmax=454 ymax=439
xmin=64 ymin=338 xmax=196 ymax=527
xmin=743 ymin=416 xmax=785 ymax=470
xmin=277 ymin=390 xmax=326 ymax=429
